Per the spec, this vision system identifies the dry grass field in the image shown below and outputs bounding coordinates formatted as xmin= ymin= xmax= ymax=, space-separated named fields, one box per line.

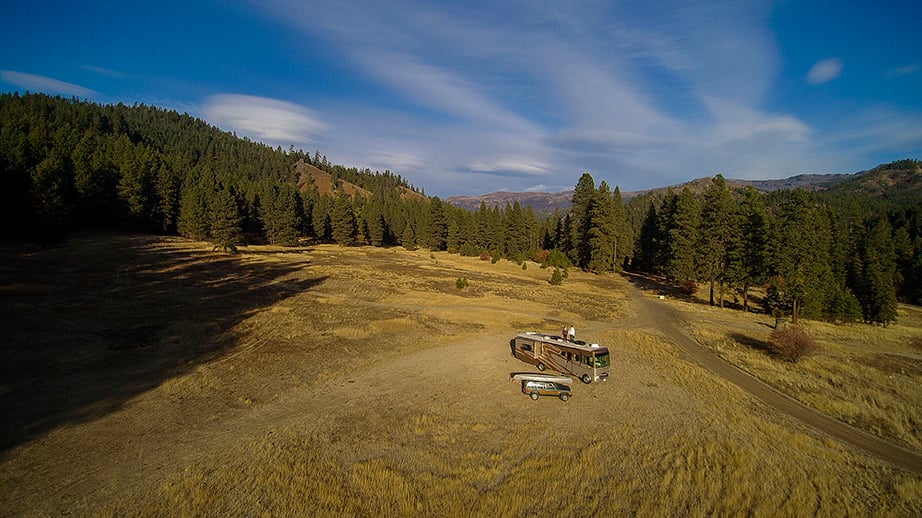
xmin=1 ymin=234 xmax=920 ymax=516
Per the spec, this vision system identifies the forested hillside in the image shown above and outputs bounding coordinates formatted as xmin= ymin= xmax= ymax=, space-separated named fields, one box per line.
xmin=2 ymin=93 xmax=919 ymax=324
xmin=625 ymin=162 xmax=922 ymax=324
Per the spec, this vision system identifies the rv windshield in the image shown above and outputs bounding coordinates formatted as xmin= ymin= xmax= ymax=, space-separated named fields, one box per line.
xmin=594 ymin=352 xmax=610 ymax=368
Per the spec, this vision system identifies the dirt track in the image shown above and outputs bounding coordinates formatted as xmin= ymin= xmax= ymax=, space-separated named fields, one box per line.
xmin=622 ymin=275 xmax=922 ymax=473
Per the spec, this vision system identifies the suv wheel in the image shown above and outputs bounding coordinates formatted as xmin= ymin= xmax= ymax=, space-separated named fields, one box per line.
xmin=529 ymin=392 xmax=539 ymax=400
xmin=559 ymin=393 xmax=569 ymax=402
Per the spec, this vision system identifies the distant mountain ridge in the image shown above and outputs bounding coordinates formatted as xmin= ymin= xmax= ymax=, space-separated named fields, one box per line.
xmin=446 ymin=161 xmax=919 ymax=213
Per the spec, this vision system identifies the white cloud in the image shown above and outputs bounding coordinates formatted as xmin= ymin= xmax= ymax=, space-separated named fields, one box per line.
xmin=0 ymin=70 xmax=98 ymax=98
xmin=245 ymin=1 xmax=908 ymax=195
xmin=203 ymin=94 xmax=326 ymax=147
xmin=806 ymin=58 xmax=843 ymax=85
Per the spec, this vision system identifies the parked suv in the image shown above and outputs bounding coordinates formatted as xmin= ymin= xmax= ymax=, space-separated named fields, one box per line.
xmin=521 ymin=380 xmax=571 ymax=401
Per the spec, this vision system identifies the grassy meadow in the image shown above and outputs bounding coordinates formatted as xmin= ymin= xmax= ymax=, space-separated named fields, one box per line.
xmin=0 ymin=234 xmax=919 ymax=516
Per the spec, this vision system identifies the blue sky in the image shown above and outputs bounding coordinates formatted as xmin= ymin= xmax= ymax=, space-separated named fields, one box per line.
xmin=2 ymin=0 xmax=920 ymax=196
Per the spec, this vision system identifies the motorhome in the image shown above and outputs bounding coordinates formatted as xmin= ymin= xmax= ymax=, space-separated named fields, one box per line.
xmin=509 ymin=332 xmax=610 ymax=383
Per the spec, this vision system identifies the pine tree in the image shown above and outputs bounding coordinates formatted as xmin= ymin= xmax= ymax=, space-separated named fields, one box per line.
xmin=424 ymin=197 xmax=448 ymax=250
xmin=767 ymin=189 xmax=835 ymax=324
xmin=856 ymin=217 xmax=898 ymax=324
xmin=401 ymin=223 xmax=416 ymax=250
xmin=312 ymin=195 xmax=333 ymax=242
xmin=661 ymin=188 xmax=699 ymax=286
xmin=209 ymin=185 xmax=244 ymax=252
xmin=634 ymin=202 xmax=660 ymax=273
xmin=177 ymin=173 xmax=211 ymax=241
xmin=587 ymin=181 xmax=617 ymax=272
xmin=570 ymin=173 xmax=596 ymax=268
xmin=697 ymin=175 xmax=736 ymax=306
xmin=331 ymin=192 xmax=357 ymax=245
xmin=504 ymin=201 xmax=530 ymax=260
xmin=31 ymin=148 xmax=75 ymax=242
xmin=727 ymin=188 xmax=768 ymax=312
xmin=263 ymin=185 xmax=302 ymax=245
xmin=611 ymin=186 xmax=631 ymax=271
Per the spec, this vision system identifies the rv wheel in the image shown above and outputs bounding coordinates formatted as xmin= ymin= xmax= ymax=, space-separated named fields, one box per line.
xmin=537 ymin=362 xmax=546 ymax=371
xmin=529 ymin=392 xmax=539 ymax=400
xmin=559 ymin=393 xmax=569 ymax=402
xmin=582 ymin=374 xmax=592 ymax=384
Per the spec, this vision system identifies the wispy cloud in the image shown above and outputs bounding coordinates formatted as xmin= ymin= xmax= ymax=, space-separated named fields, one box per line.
xmin=806 ymin=58 xmax=843 ymax=85
xmin=80 ymin=64 xmax=125 ymax=79
xmin=0 ymin=70 xmax=98 ymax=98
xmin=203 ymin=94 xmax=326 ymax=148
xmin=242 ymin=1 xmax=910 ymax=195
xmin=887 ymin=64 xmax=920 ymax=79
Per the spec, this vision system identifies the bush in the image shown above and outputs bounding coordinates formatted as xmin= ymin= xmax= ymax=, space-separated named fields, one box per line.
xmin=679 ymin=279 xmax=698 ymax=296
xmin=455 ymin=277 xmax=469 ymax=289
xmin=549 ymin=268 xmax=565 ymax=285
xmin=479 ymin=250 xmax=491 ymax=261
xmin=768 ymin=325 xmax=820 ymax=363
xmin=459 ymin=242 xmax=480 ymax=257
xmin=546 ymin=249 xmax=571 ymax=269
xmin=533 ymin=250 xmax=550 ymax=263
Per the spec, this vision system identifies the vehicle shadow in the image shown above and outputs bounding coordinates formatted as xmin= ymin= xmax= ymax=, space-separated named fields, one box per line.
xmin=0 ymin=234 xmax=326 ymax=452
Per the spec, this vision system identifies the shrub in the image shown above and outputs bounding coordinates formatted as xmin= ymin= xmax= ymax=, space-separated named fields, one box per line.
xmin=546 ymin=249 xmax=571 ymax=269
xmin=521 ymin=262 xmax=527 ymax=270
xmin=455 ymin=277 xmax=469 ymax=289
xmin=768 ymin=325 xmax=820 ymax=363
xmin=479 ymin=250 xmax=491 ymax=261
xmin=679 ymin=279 xmax=698 ymax=296
xmin=459 ymin=242 xmax=480 ymax=257
xmin=533 ymin=249 xmax=550 ymax=263
xmin=491 ymin=250 xmax=501 ymax=264
xmin=549 ymin=268 xmax=565 ymax=285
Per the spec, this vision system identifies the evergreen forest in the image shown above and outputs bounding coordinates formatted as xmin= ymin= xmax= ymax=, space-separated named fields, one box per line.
xmin=2 ymin=93 xmax=920 ymax=325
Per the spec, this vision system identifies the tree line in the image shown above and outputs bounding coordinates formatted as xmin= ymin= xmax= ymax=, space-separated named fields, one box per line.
xmin=2 ymin=93 xmax=919 ymax=325
xmin=627 ymin=168 xmax=922 ymax=325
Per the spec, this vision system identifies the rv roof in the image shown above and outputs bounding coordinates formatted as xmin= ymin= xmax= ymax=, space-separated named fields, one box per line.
xmin=517 ymin=332 xmax=608 ymax=353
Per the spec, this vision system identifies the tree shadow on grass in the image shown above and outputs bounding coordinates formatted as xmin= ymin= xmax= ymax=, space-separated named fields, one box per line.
xmin=729 ymin=332 xmax=773 ymax=354
xmin=621 ymin=271 xmax=697 ymax=302
xmin=0 ymin=234 xmax=326 ymax=452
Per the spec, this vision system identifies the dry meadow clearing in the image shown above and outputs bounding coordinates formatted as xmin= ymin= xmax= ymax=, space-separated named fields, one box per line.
xmin=1 ymin=234 xmax=920 ymax=516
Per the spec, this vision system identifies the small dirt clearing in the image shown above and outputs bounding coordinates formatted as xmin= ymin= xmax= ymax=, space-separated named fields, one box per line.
xmin=1 ymin=235 xmax=920 ymax=515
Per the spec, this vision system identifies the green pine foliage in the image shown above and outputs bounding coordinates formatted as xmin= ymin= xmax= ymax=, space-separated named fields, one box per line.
xmin=209 ymin=186 xmax=244 ymax=253
xmin=331 ymin=192 xmax=358 ymax=246
xmin=3 ymin=93 xmax=919 ymax=327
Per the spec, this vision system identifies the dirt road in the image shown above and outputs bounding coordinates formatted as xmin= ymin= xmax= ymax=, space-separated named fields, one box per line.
xmin=623 ymin=278 xmax=922 ymax=473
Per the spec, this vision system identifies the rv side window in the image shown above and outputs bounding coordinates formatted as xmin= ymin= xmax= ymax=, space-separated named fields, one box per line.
xmin=521 ymin=343 xmax=532 ymax=352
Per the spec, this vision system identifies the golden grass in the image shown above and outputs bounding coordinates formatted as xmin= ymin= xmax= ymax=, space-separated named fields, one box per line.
xmin=115 ymin=324 xmax=921 ymax=517
xmin=3 ymin=237 xmax=920 ymax=516
xmin=676 ymin=296 xmax=922 ymax=452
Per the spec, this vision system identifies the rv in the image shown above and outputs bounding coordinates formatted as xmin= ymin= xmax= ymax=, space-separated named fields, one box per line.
xmin=509 ymin=331 xmax=610 ymax=383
